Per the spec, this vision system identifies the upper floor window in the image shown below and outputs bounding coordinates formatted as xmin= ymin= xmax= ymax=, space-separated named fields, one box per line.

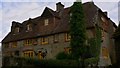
xmin=4 ymin=43 xmax=9 ymax=48
xmin=32 ymin=39 xmax=38 ymax=45
xmin=11 ymin=42 xmax=17 ymax=48
xmin=44 ymin=19 xmax=49 ymax=26
xmin=24 ymin=39 xmax=32 ymax=46
xmin=53 ymin=34 xmax=59 ymax=43
xmin=70 ymin=13 xmax=72 ymax=17
xmin=27 ymin=24 xmax=32 ymax=31
xmin=65 ymin=33 xmax=71 ymax=42
xmin=101 ymin=17 xmax=106 ymax=22
xmin=101 ymin=17 xmax=109 ymax=31
xmin=41 ymin=37 xmax=48 ymax=45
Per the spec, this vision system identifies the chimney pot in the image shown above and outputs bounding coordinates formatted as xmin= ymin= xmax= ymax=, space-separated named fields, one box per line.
xmin=56 ymin=2 xmax=64 ymax=12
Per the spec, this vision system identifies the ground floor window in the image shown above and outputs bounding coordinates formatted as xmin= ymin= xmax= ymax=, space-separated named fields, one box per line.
xmin=23 ymin=51 xmax=34 ymax=58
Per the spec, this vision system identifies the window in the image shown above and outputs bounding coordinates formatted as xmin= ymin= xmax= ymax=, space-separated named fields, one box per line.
xmin=15 ymin=27 xmax=20 ymax=33
xmin=53 ymin=34 xmax=59 ymax=43
xmin=23 ymin=51 xmax=34 ymax=58
xmin=64 ymin=47 xmax=71 ymax=54
xmin=27 ymin=24 xmax=32 ymax=31
xmin=24 ymin=39 xmax=32 ymax=46
xmin=32 ymin=39 xmax=38 ymax=45
xmin=5 ymin=51 xmax=12 ymax=56
xmin=65 ymin=33 xmax=71 ymax=42
xmin=101 ymin=17 xmax=109 ymax=30
xmin=101 ymin=17 xmax=106 ymax=22
xmin=41 ymin=37 xmax=48 ymax=45
xmin=102 ymin=47 xmax=109 ymax=59
xmin=70 ymin=13 xmax=72 ymax=16
xmin=101 ymin=30 xmax=105 ymax=42
xmin=44 ymin=19 xmax=49 ymax=26
xmin=11 ymin=42 xmax=17 ymax=48
xmin=4 ymin=43 xmax=9 ymax=48
xmin=15 ymin=51 xmax=19 ymax=56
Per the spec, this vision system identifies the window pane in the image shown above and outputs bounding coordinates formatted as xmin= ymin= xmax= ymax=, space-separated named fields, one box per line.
xmin=44 ymin=19 xmax=48 ymax=26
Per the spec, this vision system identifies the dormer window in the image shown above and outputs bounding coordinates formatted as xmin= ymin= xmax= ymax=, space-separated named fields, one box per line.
xmin=44 ymin=19 xmax=49 ymax=26
xmin=27 ymin=24 xmax=32 ymax=31
xmin=15 ymin=27 xmax=20 ymax=33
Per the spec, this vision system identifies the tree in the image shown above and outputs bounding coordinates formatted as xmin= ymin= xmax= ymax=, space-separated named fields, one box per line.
xmin=70 ymin=1 xmax=86 ymax=67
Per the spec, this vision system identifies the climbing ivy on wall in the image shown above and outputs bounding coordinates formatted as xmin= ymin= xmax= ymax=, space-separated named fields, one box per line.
xmin=95 ymin=25 xmax=102 ymax=57
xmin=87 ymin=24 xmax=102 ymax=64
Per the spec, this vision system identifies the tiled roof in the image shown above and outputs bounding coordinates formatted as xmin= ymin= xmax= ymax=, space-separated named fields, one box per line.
xmin=1 ymin=2 xmax=113 ymax=43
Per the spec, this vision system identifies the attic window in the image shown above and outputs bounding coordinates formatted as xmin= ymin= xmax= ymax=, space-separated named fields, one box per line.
xmin=44 ymin=19 xmax=49 ymax=26
xmin=27 ymin=24 xmax=32 ymax=31
xmin=15 ymin=27 xmax=20 ymax=33
xmin=101 ymin=17 xmax=106 ymax=22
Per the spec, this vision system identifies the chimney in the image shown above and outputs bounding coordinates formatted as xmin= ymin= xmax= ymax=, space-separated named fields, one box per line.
xmin=56 ymin=2 xmax=64 ymax=12
xmin=104 ymin=11 xmax=107 ymax=16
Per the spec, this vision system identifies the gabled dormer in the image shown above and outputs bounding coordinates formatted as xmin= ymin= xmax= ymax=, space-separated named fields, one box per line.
xmin=41 ymin=7 xmax=55 ymax=18
xmin=40 ymin=6 xmax=62 ymax=27
xmin=25 ymin=18 xmax=35 ymax=32
xmin=26 ymin=24 xmax=32 ymax=31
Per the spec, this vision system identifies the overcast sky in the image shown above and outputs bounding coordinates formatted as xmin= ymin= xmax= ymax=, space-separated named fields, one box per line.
xmin=0 ymin=0 xmax=120 ymax=50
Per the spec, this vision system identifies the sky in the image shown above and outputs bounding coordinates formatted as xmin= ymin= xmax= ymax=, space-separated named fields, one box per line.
xmin=0 ymin=0 xmax=120 ymax=50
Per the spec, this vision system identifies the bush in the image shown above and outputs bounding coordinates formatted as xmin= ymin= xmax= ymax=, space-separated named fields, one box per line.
xmin=2 ymin=57 xmax=79 ymax=68
xmin=84 ymin=57 xmax=99 ymax=66
xmin=33 ymin=59 xmax=78 ymax=68
xmin=56 ymin=52 xmax=68 ymax=60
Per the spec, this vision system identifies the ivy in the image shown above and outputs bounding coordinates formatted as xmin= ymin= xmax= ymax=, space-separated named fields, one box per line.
xmin=95 ymin=25 xmax=102 ymax=57
xmin=70 ymin=2 xmax=86 ymax=60
xmin=87 ymin=25 xmax=102 ymax=64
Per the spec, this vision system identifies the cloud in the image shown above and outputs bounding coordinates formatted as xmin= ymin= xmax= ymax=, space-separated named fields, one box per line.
xmin=93 ymin=0 xmax=119 ymax=2
xmin=1 ymin=0 xmax=75 ymax=2
xmin=1 ymin=2 xmax=46 ymax=39
xmin=1 ymin=0 xmax=120 ymax=2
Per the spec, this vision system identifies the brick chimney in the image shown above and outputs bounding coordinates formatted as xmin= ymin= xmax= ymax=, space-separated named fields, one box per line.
xmin=56 ymin=2 xmax=64 ymax=12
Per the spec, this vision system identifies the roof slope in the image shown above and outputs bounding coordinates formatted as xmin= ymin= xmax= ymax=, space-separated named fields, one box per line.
xmin=1 ymin=2 xmax=112 ymax=43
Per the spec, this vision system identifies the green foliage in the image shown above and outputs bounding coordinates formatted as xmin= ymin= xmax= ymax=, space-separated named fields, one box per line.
xmin=70 ymin=2 xmax=86 ymax=59
xmin=56 ymin=52 xmax=68 ymax=60
xmin=56 ymin=52 xmax=74 ymax=60
xmin=84 ymin=57 xmax=99 ymax=65
xmin=86 ymin=25 xmax=102 ymax=65
xmin=95 ymin=25 xmax=102 ymax=57
xmin=2 ymin=56 xmax=79 ymax=68
xmin=88 ymin=38 xmax=100 ymax=57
